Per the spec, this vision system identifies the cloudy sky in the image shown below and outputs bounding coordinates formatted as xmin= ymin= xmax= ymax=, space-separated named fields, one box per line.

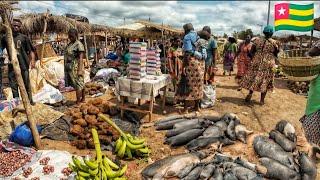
xmin=17 ymin=1 xmax=320 ymax=36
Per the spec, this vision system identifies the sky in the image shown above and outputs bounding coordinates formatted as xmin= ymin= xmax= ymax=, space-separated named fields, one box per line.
xmin=16 ymin=1 xmax=320 ymax=37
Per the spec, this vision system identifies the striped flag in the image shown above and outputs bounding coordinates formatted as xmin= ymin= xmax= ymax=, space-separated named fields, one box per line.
xmin=274 ymin=3 xmax=314 ymax=32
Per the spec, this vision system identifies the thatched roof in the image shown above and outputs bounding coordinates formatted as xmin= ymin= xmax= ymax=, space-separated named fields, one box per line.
xmin=18 ymin=13 xmax=91 ymax=34
xmin=136 ymin=20 xmax=183 ymax=34
xmin=90 ymin=24 xmax=113 ymax=33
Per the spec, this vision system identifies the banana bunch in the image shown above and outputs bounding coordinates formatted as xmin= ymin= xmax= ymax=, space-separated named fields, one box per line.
xmin=99 ymin=114 xmax=151 ymax=159
xmin=69 ymin=128 xmax=127 ymax=180
xmin=114 ymin=133 xmax=150 ymax=159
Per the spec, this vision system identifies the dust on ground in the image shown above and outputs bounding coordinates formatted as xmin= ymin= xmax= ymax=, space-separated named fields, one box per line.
xmin=43 ymin=69 xmax=320 ymax=179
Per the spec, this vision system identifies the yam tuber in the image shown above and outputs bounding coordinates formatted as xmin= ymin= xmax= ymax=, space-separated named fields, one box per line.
xmin=73 ymin=119 xmax=87 ymax=127
xmin=70 ymin=125 xmax=84 ymax=136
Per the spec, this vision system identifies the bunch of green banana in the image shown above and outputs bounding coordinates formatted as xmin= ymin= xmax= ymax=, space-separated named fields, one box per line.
xmin=69 ymin=128 xmax=128 ymax=180
xmin=99 ymin=114 xmax=151 ymax=159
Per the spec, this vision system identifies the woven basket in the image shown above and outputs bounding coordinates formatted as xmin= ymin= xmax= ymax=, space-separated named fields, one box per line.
xmin=279 ymin=49 xmax=320 ymax=81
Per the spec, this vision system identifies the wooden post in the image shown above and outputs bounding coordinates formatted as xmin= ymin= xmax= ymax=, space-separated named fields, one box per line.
xmin=83 ymin=33 xmax=89 ymax=61
xmin=0 ymin=6 xmax=41 ymax=149
xmin=93 ymin=33 xmax=97 ymax=63
xmin=105 ymin=31 xmax=108 ymax=56
xmin=310 ymin=30 xmax=313 ymax=48
xmin=40 ymin=9 xmax=49 ymax=65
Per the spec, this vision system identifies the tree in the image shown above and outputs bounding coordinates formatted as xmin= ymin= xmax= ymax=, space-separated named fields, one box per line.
xmin=237 ymin=29 xmax=254 ymax=40
xmin=223 ymin=33 xmax=228 ymax=38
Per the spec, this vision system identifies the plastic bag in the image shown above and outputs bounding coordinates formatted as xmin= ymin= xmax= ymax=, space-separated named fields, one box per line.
xmin=9 ymin=122 xmax=42 ymax=147
xmin=201 ymin=85 xmax=216 ymax=108
xmin=33 ymin=84 xmax=64 ymax=104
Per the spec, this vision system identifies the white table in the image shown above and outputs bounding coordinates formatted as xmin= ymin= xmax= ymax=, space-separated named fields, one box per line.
xmin=116 ymin=74 xmax=170 ymax=122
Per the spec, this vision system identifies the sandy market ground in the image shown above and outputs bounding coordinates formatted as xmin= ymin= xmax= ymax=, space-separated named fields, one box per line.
xmin=41 ymin=68 xmax=320 ymax=180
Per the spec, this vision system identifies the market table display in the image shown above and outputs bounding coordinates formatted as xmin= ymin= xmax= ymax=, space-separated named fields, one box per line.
xmin=116 ymin=74 xmax=170 ymax=122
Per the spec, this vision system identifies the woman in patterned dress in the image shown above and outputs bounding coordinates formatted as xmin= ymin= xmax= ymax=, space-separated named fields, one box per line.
xmin=223 ymin=37 xmax=237 ymax=76
xmin=300 ymin=40 xmax=320 ymax=161
xmin=240 ymin=25 xmax=279 ymax=105
xmin=167 ymin=37 xmax=183 ymax=92
xmin=64 ymin=28 xmax=85 ymax=103
xmin=235 ymin=35 xmax=252 ymax=90
xmin=176 ymin=23 xmax=205 ymax=113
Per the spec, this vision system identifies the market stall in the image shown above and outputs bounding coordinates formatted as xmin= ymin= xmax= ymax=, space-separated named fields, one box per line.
xmin=116 ymin=74 xmax=170 ymax=122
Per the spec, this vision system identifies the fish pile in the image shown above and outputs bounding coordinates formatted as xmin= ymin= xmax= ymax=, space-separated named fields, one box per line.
xmin=287 ymin=81 xmax=309 ymax=95
xmin=253 ymin=120 xmax=317 ymax=180
xmin=128 ymin=42 xmax=147 ymax=80
xmin=64 ymin=98 xmax=120 ymax=149
xmin=141 ymin=152 xmax=264 ymax=180
xmin=155 ymin=113 xmax=253 ymax=150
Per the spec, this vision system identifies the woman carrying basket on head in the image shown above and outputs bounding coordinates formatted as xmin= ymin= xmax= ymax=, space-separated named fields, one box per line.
xmin=300 ymin=40 xmax=320 ymax=161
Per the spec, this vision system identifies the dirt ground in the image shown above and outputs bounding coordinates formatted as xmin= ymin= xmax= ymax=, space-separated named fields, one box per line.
xmin=42 ymin=68 xmax=320 ymax=180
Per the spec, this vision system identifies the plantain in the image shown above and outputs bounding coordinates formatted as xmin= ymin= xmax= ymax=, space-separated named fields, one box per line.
xmin=125 ymin=147 xmax=133 ymax=159
xmin=68 ymin=162 xmax=78 ymax=172
xmin=84 ymin=158 xmax=99 ymax=170
xmin=113 ymin=178 xmax=127 ymax=180
xmin=78 ymin=170 xmax=91 ymax=177
xmin=88 ymin=167 xmax=99 ymax=176
xmin=103 ymin=155 xmax=119 ymax=170
xmin=115 ymin=137 xmax=123 ymax=152
xmin=128 ymin=136 xmax=145 ymax=145
xmin=118 ymin=139 xmax=127 ymax=158
xmin=137 ymin=147 xmax=151 ymax=154
xmin=126 ymin=140 xmax=145 ymax=149
xmin=117 ymin=164 xmax=128 ymax=177
xmin=72 ymin=156 xmax=89 ymax=172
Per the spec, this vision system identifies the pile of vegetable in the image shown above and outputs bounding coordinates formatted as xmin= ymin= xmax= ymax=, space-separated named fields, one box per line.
xmin=65 ymin=99 xmax=120 ymax=149
xmin=0 ymin=150 xmax=31 ymax=177
xmin=69 ymin=129 xmax=127 ymax=180
xmin=84 ymin=82 xmax=106 ymax=96
xmin=287 ymin=81 xmax=309 ymax=95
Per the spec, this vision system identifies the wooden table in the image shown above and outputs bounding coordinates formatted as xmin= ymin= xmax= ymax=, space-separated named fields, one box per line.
xmin=116 ymin=74 xmax=170 ymax=122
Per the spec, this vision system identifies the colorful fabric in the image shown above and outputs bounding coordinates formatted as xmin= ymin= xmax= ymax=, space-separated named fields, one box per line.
xmin=236 ymin=42 xmax=252 ymax=78
xmin=223 ymin=42 xmax=237 ymax=71
xmin=240 ymin=37 xmax=278 ymax=92
xmin=176 ymin=57 xmax=204 ymax=101
xmin=306 ymin=75 xmax=320 ymax=115
xmin=206 ymin=36 xmax=218 ymax=67
xmin=274 ymin=3 xmax=314 ymax=32
xmin=167 ymin=47 xmax=183 ymax=88
xmin=64 ymin=40 xmax=85 ymax=90
xmin=300 ymin=109 xmax=320 ymax=146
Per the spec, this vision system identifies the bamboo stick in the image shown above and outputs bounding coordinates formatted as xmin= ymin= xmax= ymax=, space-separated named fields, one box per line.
xmin=40 ymin=9 xmax=49 ymax=65
xmin=0 ymin=7 xmax=41 ymax=149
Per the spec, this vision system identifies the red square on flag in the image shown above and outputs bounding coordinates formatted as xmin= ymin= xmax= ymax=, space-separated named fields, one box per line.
xmin=275 ymin=3 xmax=289 ymax=20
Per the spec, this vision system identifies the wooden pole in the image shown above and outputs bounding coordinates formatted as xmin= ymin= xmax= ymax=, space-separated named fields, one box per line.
xmin=93 ymin=33 xmax=97 ymax=63
xmin=40 ymin=9 xmax=49 ymax=65
xmin=105 ymin=31 xmax=108 ymax=55
xmin=83 ymin=33 xmax=89 ymax=61
xmin=267 ymin=0 xmax=271 ymax=26
xmin=0 ymin=6 xmax=41 ymax=149
xmin=310 ymin=30 xmax=313 ymax=48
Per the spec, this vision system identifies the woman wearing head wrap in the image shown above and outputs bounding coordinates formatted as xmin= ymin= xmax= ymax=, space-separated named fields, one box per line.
xmin=240 ymin=25 xmax=279 ymax=105
xmin=176 ymin=23 xmax=205 ymax=113
xmin=223 ymin=37 xmax=238 ymax=76
xmin=300 ymin=40 xmax=320 ymax=161
xmin=64 ymin=28 xmax=86 ymax=103
xmin=235 ymin=35 xmax=252 ymax=89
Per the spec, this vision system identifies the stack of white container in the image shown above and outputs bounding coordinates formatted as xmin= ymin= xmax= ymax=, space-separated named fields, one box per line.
xmin=146 ymin=48 xmax=161 ymax=75
xmin=128 ymin=42 xmax=147 ymax=80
